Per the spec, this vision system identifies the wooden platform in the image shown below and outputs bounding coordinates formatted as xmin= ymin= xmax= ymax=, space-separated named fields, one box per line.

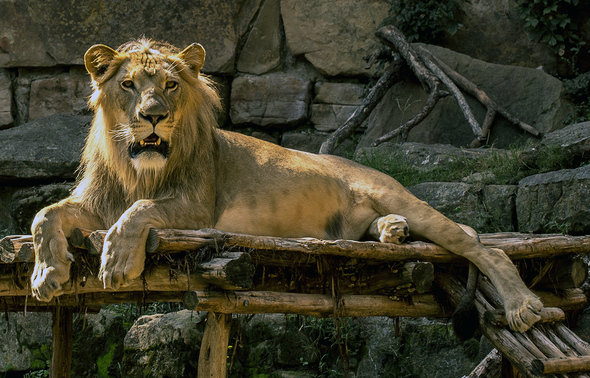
xmin=1 ymin=229 xmax=589 ymax=377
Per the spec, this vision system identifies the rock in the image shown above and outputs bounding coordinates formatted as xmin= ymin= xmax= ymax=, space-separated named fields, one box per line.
xmin=123 ymin=310 xmax=206 ymax=378
xmin=0 ymin=114 xmax=91 ymax=181
xmin=516 ymin=165 xmax=590 ymax=234
xmin=280 ymin=0 xmax=389 ymax=76
xmin=230 ymin=73 xmax=311 ymax=126
xmin=356 ymin=142 xmax=494 ymax=172
xmin=10 ymin=183 xmax=73 ymax=234
xmin=276 ymin=330 xmax=318 ymax=366
xmin=0 ymin=312 xmax=53 ymax=372
xmin=236 ymin=0 xmax=282 ymax=75
xmin=0 ymin=69 xmax=13 ymax=129
xmin=482 ymin=185 xmax=518 ymax=232
xmin=311 ymin=82 xmax=365 ymax=132
xmin=28 ymin=68 xmax=92 ymax=121
xmin=408 ymin=182 xmax=486 ymax=231
xmin=359 ymin=44 xmax=574 ymax=148
xmin=0 ymin=0 xmax=262 ymax=74
xmin=541 ymin=121 xmax=590 ymax=155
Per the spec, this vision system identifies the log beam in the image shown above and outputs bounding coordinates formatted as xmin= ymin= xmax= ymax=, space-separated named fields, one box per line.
xmin=532 ymin=356 xmax=590 ymax=375
xmin=183 ymin=290 xmax=449 ymax=318
xmin=50 ymin=306 xmax=74 ymax=378
xmin=198 ymin=312 xmax=232 ymax=378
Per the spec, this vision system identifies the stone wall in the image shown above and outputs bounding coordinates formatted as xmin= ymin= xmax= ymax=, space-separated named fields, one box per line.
xmin=0 ymin=0 xmax=578 ymax=150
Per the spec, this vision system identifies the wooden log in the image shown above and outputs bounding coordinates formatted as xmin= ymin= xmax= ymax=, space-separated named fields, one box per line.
xmin=70 ymin=228 xmax=590 ymax=264
xmin=69 ymin=227 xmax=93 ymax=249
xmin=50 ymin=306 xmax=73 ymax=378
xmin=0 ymin=235 xmax=33 ymax=263
xmin=484 ymin=307 xmax=565 ymax=327
xmin=535 ymin=256 xmax=588 ymax=290
xmin=554 ymin=323 xmax=590 ymax=355
xmin=198 ymin=312 xmax=232 ymax=378
xmin=466 ymin=348 xmax=502 ymax=378
xmin=532 ymin=356 xmax=590 ymax=375
xmin=436 ymin=273 xmax=538 ymax=377
xmin=183 ymin=290 xmax=449 ymax=318
xmin=535 ymin=289 xmax=588 ymax=312
xmin=528 ymin=327 xmax=567 ymax=360
xmin=197 ymin=252 xmax=255 ymax=290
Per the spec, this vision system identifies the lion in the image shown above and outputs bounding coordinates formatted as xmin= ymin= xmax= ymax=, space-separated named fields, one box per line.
xmin=30 ymin=38 xmax=542 ymax=333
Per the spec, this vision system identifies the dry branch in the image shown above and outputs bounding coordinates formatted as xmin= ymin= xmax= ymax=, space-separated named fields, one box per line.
xmin=416 ymin=46 xmax=541 ymax=147
xmin=466 ymin=348 xmax=502 ymax=378
xmin=0 ymin=235 xmax=34 ymax=263
xmin=183 ymin=290 xmax=448 ymax=318
xmin=318 ymin=58 xmax=402 ymax=155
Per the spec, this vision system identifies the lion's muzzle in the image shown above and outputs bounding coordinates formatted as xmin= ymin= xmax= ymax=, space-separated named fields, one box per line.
xmin=129 ymin=133 xmax=170 ymax=158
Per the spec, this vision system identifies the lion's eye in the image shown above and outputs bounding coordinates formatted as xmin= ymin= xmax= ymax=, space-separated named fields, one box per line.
xmin=166 ymin=81 xmax=178 ymax=90
xmin=121 ymin=80 xmax=134 ymax=89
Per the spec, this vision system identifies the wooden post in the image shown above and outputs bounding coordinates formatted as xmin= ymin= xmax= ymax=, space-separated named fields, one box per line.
xmin=50 ymin=306 xmax=74 ymax=378
xmin=198 ymin=312 xmax=232 ymax=378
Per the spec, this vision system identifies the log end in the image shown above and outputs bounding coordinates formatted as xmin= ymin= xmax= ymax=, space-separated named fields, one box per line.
xmin=183 ymin=291 xmax=200 ymax=311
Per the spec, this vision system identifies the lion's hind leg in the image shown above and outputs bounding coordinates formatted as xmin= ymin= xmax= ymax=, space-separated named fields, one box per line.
xmin=368 ymin=214 xmax=410 ymax=244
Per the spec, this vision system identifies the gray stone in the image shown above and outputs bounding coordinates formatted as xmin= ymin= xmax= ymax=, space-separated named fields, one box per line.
xmin=0 ymin=312 xmax=53 ymax=372
xmin=311 ymin=82 xmax=366 ymax=132
xmin=123 ymin=310 xmax=206 ymax=378
xmin=10 ymin=183 xmax=73 ymax=234
xmin=516 ymin=165 xmax=590 ymax=234
xmin=314 ymin=82 xmax=365 ymax=105
xmin=0 ymin=69 xmax=13 ymax=129
xmin=230 ymin=74 xmax=311 ymax=126
xmin=0 ymin=114 xmax=91 ymax=180
xmin=237 ymin=0 xmax=282 ymax=75
xmin=359 ymin=44 xmax=574 ymax=148
xmin=0 ymin=0 xmax=262 ymax=74
xmin=482 ymin=185 xmax=518 ymax=232
xmin=408 ymin=182 xmax=487 ymax=231
xmin=541 ymin=121 xmax=590 ymax=154
xmin=28 ymin=68 xmax=92 ymax=121
xmin=280 ymin=0 xmax=389 ymax=76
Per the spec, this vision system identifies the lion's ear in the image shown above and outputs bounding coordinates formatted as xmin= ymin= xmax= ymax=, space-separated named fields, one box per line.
xmin=178 ymin=43 xmax=206 ymax=75
xmin=85 ymin=44 xmax=118 ymax=83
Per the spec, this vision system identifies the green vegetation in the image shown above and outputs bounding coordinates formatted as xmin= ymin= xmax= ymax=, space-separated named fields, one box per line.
xmin=386 ymin=0 xmax=467 ymax=43
xmin=356 ymin=144 xmax=578 ymax=188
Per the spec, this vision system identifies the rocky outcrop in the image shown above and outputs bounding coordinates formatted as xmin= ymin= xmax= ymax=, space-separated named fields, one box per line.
xmin=280 ymin=0 xmax=389 ymax=77
xmin=0 ymin=69 xmax=13 ymax=129
xmin=360 ymin=44 xmax=574 ymax=148
xmin=516 ymin=165 xmax=590 ymax=234
xmin=311 ymin=82 xmax=365 ymax=132
xmin=230 ymin=73 xmax=312 ymax=127
xmin=0 ymin=114 xmax=91 ymax=181
xmin=0 ymin=312 xmax=52 ymax=372
xmin=0 ymin=0 xmax=261 ymax=74
xmin=122 ymin=310 xmax=206 ymax=378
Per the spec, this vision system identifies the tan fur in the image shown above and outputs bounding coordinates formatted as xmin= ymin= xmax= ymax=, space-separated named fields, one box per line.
xmin=31 ymin=39 xmax=543 ymax=333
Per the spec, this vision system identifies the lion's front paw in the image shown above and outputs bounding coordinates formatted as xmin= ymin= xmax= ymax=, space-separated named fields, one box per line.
xmin=31 ymin=236 xmax=73 ymax=302
xmin=376 ymin=214 xmax=409 ymax=244
xmin=505 ymin=295 xmax=543 ymax=333
xmin=98 ymin=225 xmax=146 ymax=290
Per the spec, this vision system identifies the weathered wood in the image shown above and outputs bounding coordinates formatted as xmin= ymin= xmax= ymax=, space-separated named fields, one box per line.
xmin=69 ymin=227 xmax=93 ymax=249
xmin=535 ymin=256 xmax=588 ymax=290
xmin=197 ymin=252 xmax=255 ymax=290
xmin=554 ymin=323 xmax=590 ymax=356
xmin=532 ymin=356 xmax=590 ymax=375
xmin=484 ymin=307 xmax=565 ymax=327
xmin=198 ymin=312 xmax=232 ymax=378
xmin=534 ymin=289 xmax=588 ymax=312
xmin=68 ymin=228 xmax=590 ymax=266
xmin=50 ymin=306 xmax=73 ymax=378
xmin=466 ymin=348 xmax=502 ymax=378
xmin=183 ymin=290 xmax=449 ymax=318
xmin=0 ymin=235 xmax=33 ymax=263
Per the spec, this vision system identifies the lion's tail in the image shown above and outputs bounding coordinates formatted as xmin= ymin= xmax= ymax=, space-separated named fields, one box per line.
xmin=452 ymin=262 xmax=479 ymax=341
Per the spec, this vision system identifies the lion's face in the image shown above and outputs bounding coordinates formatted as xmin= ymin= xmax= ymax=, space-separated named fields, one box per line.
xmin=84 ymin=39 xmax=210 ymax=174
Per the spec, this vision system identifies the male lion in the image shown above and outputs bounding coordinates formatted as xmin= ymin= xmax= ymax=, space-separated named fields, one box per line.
xmin=31 ymin=39 xmax=542 ymax=333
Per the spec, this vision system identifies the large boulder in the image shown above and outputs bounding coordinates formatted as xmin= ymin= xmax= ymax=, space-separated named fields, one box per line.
xmin=122 ymin=310 xmax=206 ymax=378
xmin=0 ymin=312 xmax=53 ymax=372
xmin=311 ymin=82 xmax=365 ymax=132
xmin=0 ymin=114 xmax=91 ymax=181
xmin=0 ymin=69 xmax=13 ymax=129
xmin=0 ymin=0 xmax=261 ymax=74
xmin=280 ymin=0 xmax=389 ymax=76
xmin=516 ymin=165 xmax=590 ymax=234
xmin=359 ymin=44 xmax=574 ymax=148
xmin=230 ymin=73 xmax=312 ymax=127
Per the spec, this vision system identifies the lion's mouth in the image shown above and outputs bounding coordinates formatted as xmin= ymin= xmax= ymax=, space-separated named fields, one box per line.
xmin=129 ymin=133 xmax=169 ymax=158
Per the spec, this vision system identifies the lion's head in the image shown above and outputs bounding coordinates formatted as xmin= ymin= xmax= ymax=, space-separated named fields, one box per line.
xmin=78 ymin=38 xmax=221 ymax=207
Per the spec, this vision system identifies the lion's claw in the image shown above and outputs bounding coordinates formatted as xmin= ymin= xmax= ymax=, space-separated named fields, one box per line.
xmin=377 ymin=214 xmax=409 ymax=244
xmin=506 ymin=298 xmax=543 ymax=333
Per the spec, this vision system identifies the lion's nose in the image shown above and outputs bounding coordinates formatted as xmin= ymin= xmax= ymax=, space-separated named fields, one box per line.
xmin=139 ymin=112 xmax=169 ymax=126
